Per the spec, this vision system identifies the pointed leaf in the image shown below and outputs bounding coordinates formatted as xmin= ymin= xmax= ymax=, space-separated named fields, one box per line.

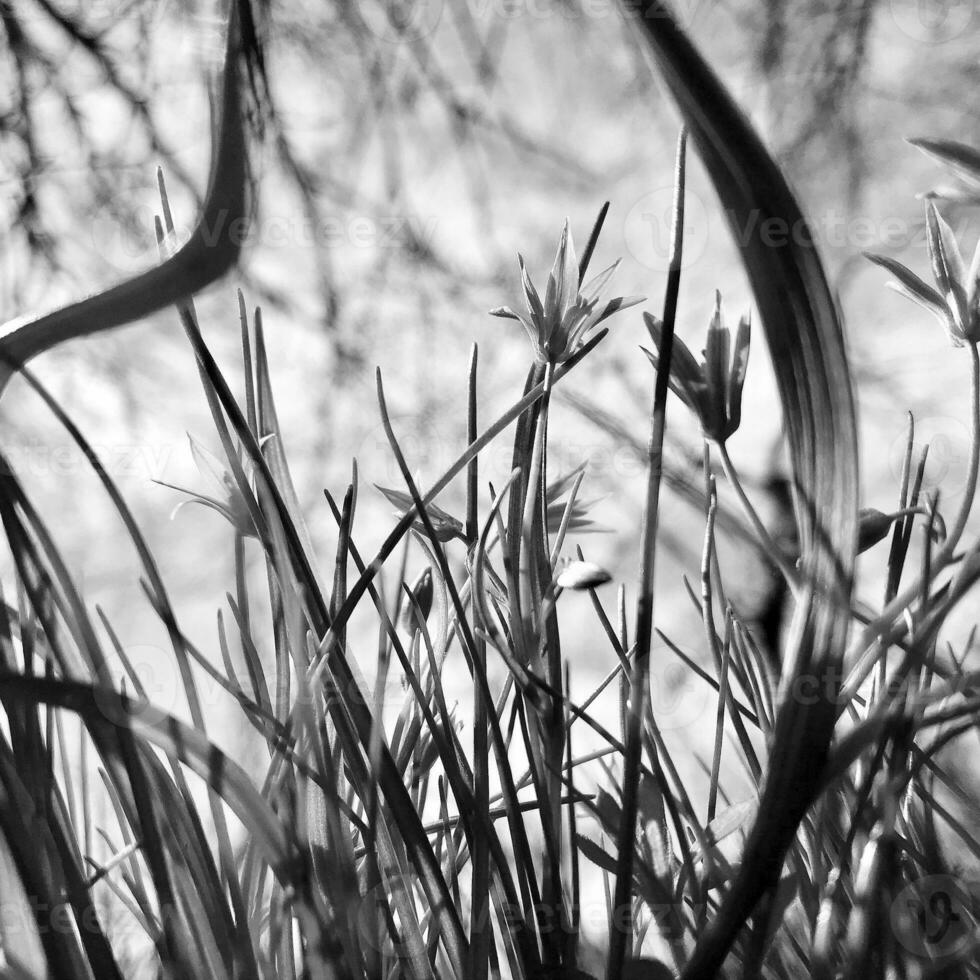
xmin=704 ymin=292 xmax=730 ymax=440
xmin=727 ymin=314 xmax=750 ymax=435
xmin=547 ymin=461 xmax=589 ymax=501
xmin=926 ymin=203 xmax=968 ymax=328
xmin=575 ymin=834 xmax=618 ymax=874
xmin=580 ymin=259 xmax=621 ymax=304
xmin=629 ymin=6 xmax=859 ymax=973
xmin=518 ymin=255 xmax=546 ymax=326
xmin=968 ymin=235 xmax=980 ymax=304
xmin=550 ymin=219 xmax=578 ymax=314
xmin=589 ymin=294 xmax=645 ymax=330
xmin=910 ymin=137 xmax=980 ymax=190
xmin=643 ymin=314 xmax=703 ymax=392
xmin=489 ymin=306 xmax=521 ymax=321
xmin=641 ymin=347 xmax=704 ymax=414
xmin=864 ymin=251 xmax=946 ymax=311
xmin=187 ymin=434 xmax=233 ymax=492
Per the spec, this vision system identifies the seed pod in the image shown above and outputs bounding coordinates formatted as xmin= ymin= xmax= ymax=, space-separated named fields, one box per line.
xmin=406 ymin=567 xmax=433 ymax=628
xmin=857 ymin=508 xmax=895 ymax=553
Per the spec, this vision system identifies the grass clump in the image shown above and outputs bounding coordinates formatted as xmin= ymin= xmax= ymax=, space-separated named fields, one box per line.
xmin=3 ymin=4 xmax=980 ymax=980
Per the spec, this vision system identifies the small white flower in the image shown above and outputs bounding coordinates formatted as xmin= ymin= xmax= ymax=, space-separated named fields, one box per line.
xmin=556 ymin=560 xmax=612 ymax=591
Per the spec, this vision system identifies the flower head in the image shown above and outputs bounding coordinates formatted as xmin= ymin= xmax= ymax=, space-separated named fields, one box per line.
xmin=375 ymin=461 xmax=606 ymax=545
xmin=865 ymin=202 xmax=980 ymax=346
xmin=374 ymin=485 xmax=466 ymax=542
xmin=546 ymin=461 xmax=607 ymax=534
xmin=490 ymin=220 xmax=643 ymax=365
xmin=155 ymin=434 xmax=256 ymax=538
xmin=642 ymin=291 xmax=751 ymax=444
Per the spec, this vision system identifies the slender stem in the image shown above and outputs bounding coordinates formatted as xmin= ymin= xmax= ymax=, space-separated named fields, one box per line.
xmin=606 ymin=128 xmax=687 ymax=980
xmin=946 ymin=342 xmax=980 ymax=552
xmin=579 ymin=201 xmax=610 ymax=284
xmin=467 ymin=345 xmax=492 ymax=980
xmin=308 ymin=329 xmax=608 ymax=683
xmin=717 ymin=441 xmax=801 ymax=595
xmin=519 ymin=363 xmax=552 ymax=672
xmin=840 ymin=343 xmax=980 ymax=707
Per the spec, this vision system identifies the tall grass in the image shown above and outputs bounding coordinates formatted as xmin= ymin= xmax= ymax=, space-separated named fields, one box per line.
xmin=2 ymin=2 xmax=980 ymax=979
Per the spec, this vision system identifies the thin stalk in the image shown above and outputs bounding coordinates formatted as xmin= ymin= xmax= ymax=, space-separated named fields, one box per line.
xmin=841 ymin=344 xmax=980 ymax=707
xmin=468 ymin=344 xmax=493 ymax=980
xmin=717 ymin=442 xmax=801 ymax=595
xmin=310 ymin=329 xmax=608 ymax=682
xmin=606 ymin=128 xmax=687 ymax=980
xmin=579 ymin=202 xmax=610 ymax=284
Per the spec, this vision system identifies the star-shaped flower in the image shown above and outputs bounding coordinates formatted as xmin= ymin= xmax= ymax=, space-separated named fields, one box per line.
xmin=374 ymin=485 xmax=466 ymax=542
xmin=865 ymin=202 xmax=980 ymax=347
xmin=155 ymin=434 xmax=256 ymax=538
xmin=546 ymin=462 xmax=607 ymax=534
xmin=490 ymin=220 xmax=643 ymax=365
xmin=642 ymin=291 xmax=751 ymax=444
xmin=375 ymin=461 xmax=606 ymax=545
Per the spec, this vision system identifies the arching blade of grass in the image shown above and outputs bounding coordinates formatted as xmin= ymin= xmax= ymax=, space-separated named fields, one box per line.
xmin=908 ymin=136 xmax=980 ymax=187
xmin=0 ymin=677 xmax=300 ymax=881
xmin=627 ymin=2 xmax=859 ymax=975
xmin=0 ymin=818 xmax=51 ymax=978
xmin=0 ymin=739 xmax=111 ymax=980
xmin=0 ymin=0 xmax=248 ymax=392
xmin=252 ymin=305 xmax=324 ymax=590
xmin=0 ymin=674 xmax=299 ymax=978
xmin=173 ymin=308 xmax=472 ymax=973
xmin=465 ymin=345 xmax=495 ymax=980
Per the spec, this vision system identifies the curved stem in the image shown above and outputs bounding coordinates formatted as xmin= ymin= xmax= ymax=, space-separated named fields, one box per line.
xmin=0 ymin=2 xmax=246 ymax=393
xmin=719 ymin=444 xmax=947 ymax=670
xmin=717 ymin=442 xmax=802 ymax=596
xmin=840 ymin=343 xmax=980 ymax=709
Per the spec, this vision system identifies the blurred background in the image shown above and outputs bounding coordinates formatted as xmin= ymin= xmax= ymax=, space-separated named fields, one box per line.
xmin=2 ymin=0 xmax=980 ymax=895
